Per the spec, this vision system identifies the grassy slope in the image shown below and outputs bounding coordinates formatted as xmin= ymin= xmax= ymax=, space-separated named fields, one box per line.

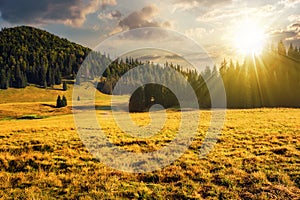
xmin=0 ymin=83 xmax=111 ymax=104
xmin=0 ymin=86 xmax=299 ymax=199
xmin=0 ymin=83 xmax=111 ymax=119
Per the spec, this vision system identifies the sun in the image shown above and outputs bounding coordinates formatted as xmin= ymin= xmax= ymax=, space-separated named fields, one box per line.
xmin=233 ymin=19 xmax=267 ymax=56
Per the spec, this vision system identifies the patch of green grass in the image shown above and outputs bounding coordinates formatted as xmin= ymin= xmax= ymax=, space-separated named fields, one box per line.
xmin=0 ymin=116 xmax=15 ymax=121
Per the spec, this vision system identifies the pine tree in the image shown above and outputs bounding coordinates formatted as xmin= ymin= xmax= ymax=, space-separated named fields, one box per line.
xmin=47 ymin=67 xmax=55 ymax=87
xmin=44 ymin=80 xmax=47 ymax=89
xmin=62 ymin=95 xmax=67 ymax=107
xmin=56 ymin=95 xmax=62 ymax=108
xmin=278 ymin=40 xmax=286 ymax=56
xmin=63 ymin=81 xmax=67 ymax=91
xmin=288 ymin=43 xmax=294 ymax=58
xmin=0 ymin=69 xmax=8 ymax=89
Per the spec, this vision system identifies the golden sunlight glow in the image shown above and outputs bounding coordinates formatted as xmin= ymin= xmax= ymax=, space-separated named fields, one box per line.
xmin=233 ymin=19 xmax=267 ymax=55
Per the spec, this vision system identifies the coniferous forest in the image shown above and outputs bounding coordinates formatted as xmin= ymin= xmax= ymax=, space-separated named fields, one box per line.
xmin=0 ymin=26 xmax=90 ymax=89
xmin=1 ymin=26 xmax=300 ymax=109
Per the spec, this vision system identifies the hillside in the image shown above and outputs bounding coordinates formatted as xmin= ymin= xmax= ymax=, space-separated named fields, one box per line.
xmin=0 ymin=26 xmax=91 ymax=89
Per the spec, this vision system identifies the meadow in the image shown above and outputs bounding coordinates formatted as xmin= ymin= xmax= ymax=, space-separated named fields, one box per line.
xmin=0 ymin=86 xmax=299 ymax=199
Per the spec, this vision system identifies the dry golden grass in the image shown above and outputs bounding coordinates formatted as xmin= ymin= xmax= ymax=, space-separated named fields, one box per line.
xmin=0 ymin=86 xmax=299 ymax=199
xmin=0 ymin=107 xmax=299 ymax=199
xmin=0 ymin=84 xmax=111 ymax=104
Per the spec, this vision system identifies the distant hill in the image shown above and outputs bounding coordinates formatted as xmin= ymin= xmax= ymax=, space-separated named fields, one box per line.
xmin=0 ymin=26 xmax=91 ymax=89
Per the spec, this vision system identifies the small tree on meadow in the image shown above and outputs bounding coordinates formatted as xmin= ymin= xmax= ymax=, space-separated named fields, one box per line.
xmin=63 ymin=81 xmax=67 ymax=91
xmin=56 ymin=95 xmax=67 ymax=108
xmin=56 ymin=95 xmax=62 ymax=108
xmin=62 ymin=95 xmax=67 ymax=107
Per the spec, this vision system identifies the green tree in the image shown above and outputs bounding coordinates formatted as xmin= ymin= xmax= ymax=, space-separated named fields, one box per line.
xmin=56 ymin=95 xmax=62 ymax=108
xmin=129 ymin=86 xmax=146 ymax=112
xmin=63 ymin=81 xmax=67 ymax=91
xmin=0 ymin=69 xmax=8 ymax=89
xmin=278 ymin=40 xmax=286 ymax=56
xmin=62 ymin=95 xmax=67 ymax=107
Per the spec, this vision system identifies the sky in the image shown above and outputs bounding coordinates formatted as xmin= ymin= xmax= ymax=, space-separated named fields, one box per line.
xmin=0 ymin=0 xmax=299 ymax=67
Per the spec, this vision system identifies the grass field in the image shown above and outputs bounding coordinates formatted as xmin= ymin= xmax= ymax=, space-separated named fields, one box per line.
xmin=0 ymin=85 xmax=299 ymax=199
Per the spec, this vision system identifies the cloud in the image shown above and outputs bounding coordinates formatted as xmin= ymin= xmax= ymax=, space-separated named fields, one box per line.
xmin=271 ymin=30 xmax=300 ymax=44
xmin=98 ymin=10 xmax=122 ymax=20
xmin=279 ymin=0 xmax=300 ymax=7
xmin=185 ymin=27 xmax=214 ymax=41
xmin=172 ymin=0 xmax=200 ymax=12
xmin=110 ymin=5 xmax=172 ymax=35
xmin=288 ymin=14 xmax=300 ymax=22
xmin=280 ymin=14 xmax=300 ymax=43
xmin=0 ymin=0 xmax=117 ymax=27
xmin=101 ymin=0 xmax=117 ymax=9
xmin=196 ymin=4 xmax=277 ymax=22
xmin=289 ymin=23 xmax=300 ymax=32
xmin=172 ymin=0 xmax=232 ymax=12
xmin=138 ymin=55 xmax=163 ymax=61
xmin=270 ymin=21 xmax=300 ymax=45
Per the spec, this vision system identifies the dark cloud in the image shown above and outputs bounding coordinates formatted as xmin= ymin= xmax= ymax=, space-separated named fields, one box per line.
xmin=111 ymin=10 xmax=122 ymax=19
xmin=138 ymin=55 xmax=162 ymax=61
xmin=274 ymin=31 xmax=300 ymax=45
xmin=290 ymin=23 xmax=300 ymax=31
xmin=110 ymin=4 xmax=172 ymax=36
xmin=270 ymin=23 xmax=300 ymax=46
xmin=0 ymin=0 xmax=116 ymax=27
xmin=165 ymin=54 xmax=182 ymax=60
xmin=118 ymin=5 xmax=160 ymax=29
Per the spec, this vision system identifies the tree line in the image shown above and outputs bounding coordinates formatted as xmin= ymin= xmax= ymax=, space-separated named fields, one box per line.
xmin=88 ymin=42 xmax=300 ymax=110
xmin=1 ymin=26 xmax=299 ymax=109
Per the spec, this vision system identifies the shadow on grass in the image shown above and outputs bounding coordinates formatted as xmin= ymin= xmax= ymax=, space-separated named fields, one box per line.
xmin=42 ymin=104 xmax=56 ymax=108
xmin=96 ymin=105 xmax=113 ymax=110
xmin=17 ymin=115 xmax=48 ymax=120
xmin=73 ymin=105 xmax=115 ymax=111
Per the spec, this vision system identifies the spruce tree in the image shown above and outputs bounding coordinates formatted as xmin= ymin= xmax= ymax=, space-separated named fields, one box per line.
xmin=56 ymin=95 xmax=62 ymax=108
xmin=44 ymin=80 xmax=47 ymax=89
xmin=62 ymin=95 xmax=67 ymax=107
xmin=63 ymin=81 xmax=67 ymax=91
xmin=278 ymin=40 xmax=286 ymax=56
xmin=0 ymin=69 xmax=8 ymax=89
